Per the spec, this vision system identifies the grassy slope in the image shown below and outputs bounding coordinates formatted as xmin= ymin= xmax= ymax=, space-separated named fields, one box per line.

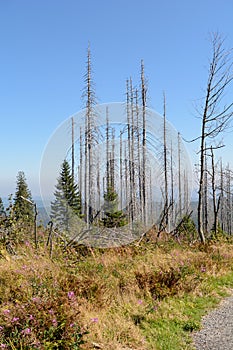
xmin=1 ymin=235 xmax=233 ymax=349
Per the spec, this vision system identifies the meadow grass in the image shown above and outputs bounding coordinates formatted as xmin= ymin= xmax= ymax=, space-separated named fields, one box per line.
xmin=0 ymin=234 xmax=233 ymax=349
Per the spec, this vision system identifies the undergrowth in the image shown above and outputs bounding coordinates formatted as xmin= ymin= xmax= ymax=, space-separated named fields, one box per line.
xmin=0 ymin=233 xmax=233 ymax=349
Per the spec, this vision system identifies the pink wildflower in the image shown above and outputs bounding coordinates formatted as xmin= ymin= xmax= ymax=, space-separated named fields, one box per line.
xmin=91 ymin=317 xmax=98 ymax=323
xmin=138 ymin=299 xmax=143 ymax=305
xmin=11 ymin=317 xmax=19 ymax=323
xmin=3 ymin=309 xmax=10 ymax=315
xmin=52 ymin=318 xmax=57 ymax=327
xmin=0 ymin=344 xmax=7 ymax=349
xmin=21 ymin=328 xmax=31 ymax=335
xmin=32 ymin=297 xmax=40 ymax=303
xmin=68 ymin=291 xmax=75 ymax=299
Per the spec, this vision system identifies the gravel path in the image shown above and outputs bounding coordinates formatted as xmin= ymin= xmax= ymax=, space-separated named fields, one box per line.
xmin=192 ymin=295 xmax=233 ymax=350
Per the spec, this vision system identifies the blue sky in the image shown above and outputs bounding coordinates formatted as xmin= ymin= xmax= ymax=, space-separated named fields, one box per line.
xmin=0 ymin=0 xmax=233 ymax=198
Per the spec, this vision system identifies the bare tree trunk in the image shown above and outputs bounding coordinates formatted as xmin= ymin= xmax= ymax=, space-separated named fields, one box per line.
xmin=96 ymin=155 xmax=100 ymax=220
xmin=120 ymin=131 xmax=123 ymax=210
xmin=178 ymin=132 xmax=182 ymax=219
xmin=106 ymin=107 xmax=110 ymax=190
xmin=210 ymin=146 xmax=218 ymax=235
xmin=110 ymin=128 xmax=115 ymax=189
xmin=149 ymin=168 xmax=153 ymax=223
xmin=195 ymin=33 xmax=233 ymax=243
xmin=71 ymin=117 xmax=75 ymax=180
xmin=124 ymin=144 xmax=129 ymax=222
xmin=83 ymin=45 xmax=98 ymax=226
xmin=203 ymin=146 xmax=208 ymax=234
xmin=197 ymin=110 xmax=208 ymax=243
xmin=135 ymin=89 xmax=142 ymax=221
xmin=126 ymin=79 xmax=133 ymax=223
xmin=84 ymin=113 xmax=89 ymax=225
xmin=130 ymin=78 xmax=136 ymax=220
xmin=141 ymin=60 xmax=147 ymax=225
xmin=226 ymin=165 xmax=232 ymax=234
xmin=163 ymin=92 xmax=168 ymax=225
xmin=183 ymin=170 xmax=189 ymax=214
xmin=220 ymin=159 xmax=224 ymax=231
xmin=170 ymin=141 xmax=174 ymax=226
xmin=79 ymin=126 xmax=83 ymax=214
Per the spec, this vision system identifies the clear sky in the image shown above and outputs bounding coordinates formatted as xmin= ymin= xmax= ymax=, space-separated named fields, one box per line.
xmin=0 ymin=0 xmax=233 ymax=198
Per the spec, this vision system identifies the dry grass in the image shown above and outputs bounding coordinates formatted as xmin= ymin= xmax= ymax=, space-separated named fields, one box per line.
xmin=0 ymin=235 xmax=233 ymax=349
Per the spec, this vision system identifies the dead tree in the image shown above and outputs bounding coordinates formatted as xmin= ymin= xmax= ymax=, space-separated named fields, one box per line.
xmin=190 ymin=33 xmax=233 ymax=242
xmin=141 ymin=60 xmax=147 ymax=224
xmin=130 ymin=78 xmax=137 ymax=220
xmin=126 ymin=79 xmax=134 ymax=223
xmin=177 ymin=132 xmax=182 ymax=218
xmin=163 ymin=92 xmax=169 ymax=225
xmin=71 ymin=117 xmax=75 ymax=180
xmin=120 ymin=131 xmax=123 ymax=210
xmin=110 ymin=128 xmax=115 ymax=189
xmin=203 ymin=146 xmax=208 ymax=234
xmin=219 ymin=159 xmax=225 ymax=231
xmin=226 ymin=165 xmax=232 ymax=234
xmin=170 ymin=141 xmax=174 ymax=226
xmin=135 ymin=89 xmax=142 ymax=221
xmin=79 ymin=126 xmax=83 ymax=214
xmin=210 ymin=146 xmax=220 ymax=235
xmin=83 ymin=44 xmax=98 ymax=226
xmin=106 ymin=107 xmax=110 ymax=189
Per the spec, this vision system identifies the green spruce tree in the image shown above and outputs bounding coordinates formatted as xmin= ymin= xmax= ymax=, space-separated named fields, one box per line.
xmin=14 ymin=171 xmax=34 ymax=223
xmin=102 ymin=187 xmax=127 ymax=228
xmin=0 ymin=197 xmax=6 ymax=228
xmin=0 ymin=197 xmax=5 ymax=217
xmin=51 ymin=160 xmax=81 ymax=231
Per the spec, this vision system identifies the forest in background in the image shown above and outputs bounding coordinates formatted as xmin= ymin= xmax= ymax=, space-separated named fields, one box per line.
xmin=1 ymin=32 xmax=233 ymax=248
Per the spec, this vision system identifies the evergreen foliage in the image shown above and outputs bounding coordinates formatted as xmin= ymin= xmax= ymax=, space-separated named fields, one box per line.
xmin=102 ymin=187 xmax=127 ymax=228
xmin=13 ymin=171 xmax=34 ymax=223
xmin=176 ymin=214 xmax=197 ymax=241
xmin=51 ymin=160 xmax=81 ymax=231
xmin=0 ymin=197 xmax=5 ymax=218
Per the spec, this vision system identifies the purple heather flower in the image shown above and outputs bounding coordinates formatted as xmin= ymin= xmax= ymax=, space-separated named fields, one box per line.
xmin=3 ymin=309 xmax=10 ymax=315
xmin=0 ymin=344 xmax=7 ymax=349
xmin=68 ymin=291 xmax=75 ymax=299
xmin=21 ymin=328 xmax=31 ymax=335
xmin=52 ymin=318 xmax=57 ymax=327
xmin=91 ymin=317 xmax=98 ymax=323
xmin=138 ymin=299 xmax=143 ymax=305
xmin=11 ymin=317 xmax=19 ymax=323
xmin=32 ymin=297 xmax=40 ymax=303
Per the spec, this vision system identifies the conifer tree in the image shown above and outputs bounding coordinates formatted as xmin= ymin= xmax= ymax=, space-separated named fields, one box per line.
xmin=0 ymin=197 xmax=6 ymax=227
xmin=51 ymin=160 xmax=81 ymax=231
xmin=0 ymin=197 xmax=5 ymax=218
xmin=101 ymin=187 xmax=127 ymax=228
xmin=14 ymin=171 xmax=34 ymax=223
